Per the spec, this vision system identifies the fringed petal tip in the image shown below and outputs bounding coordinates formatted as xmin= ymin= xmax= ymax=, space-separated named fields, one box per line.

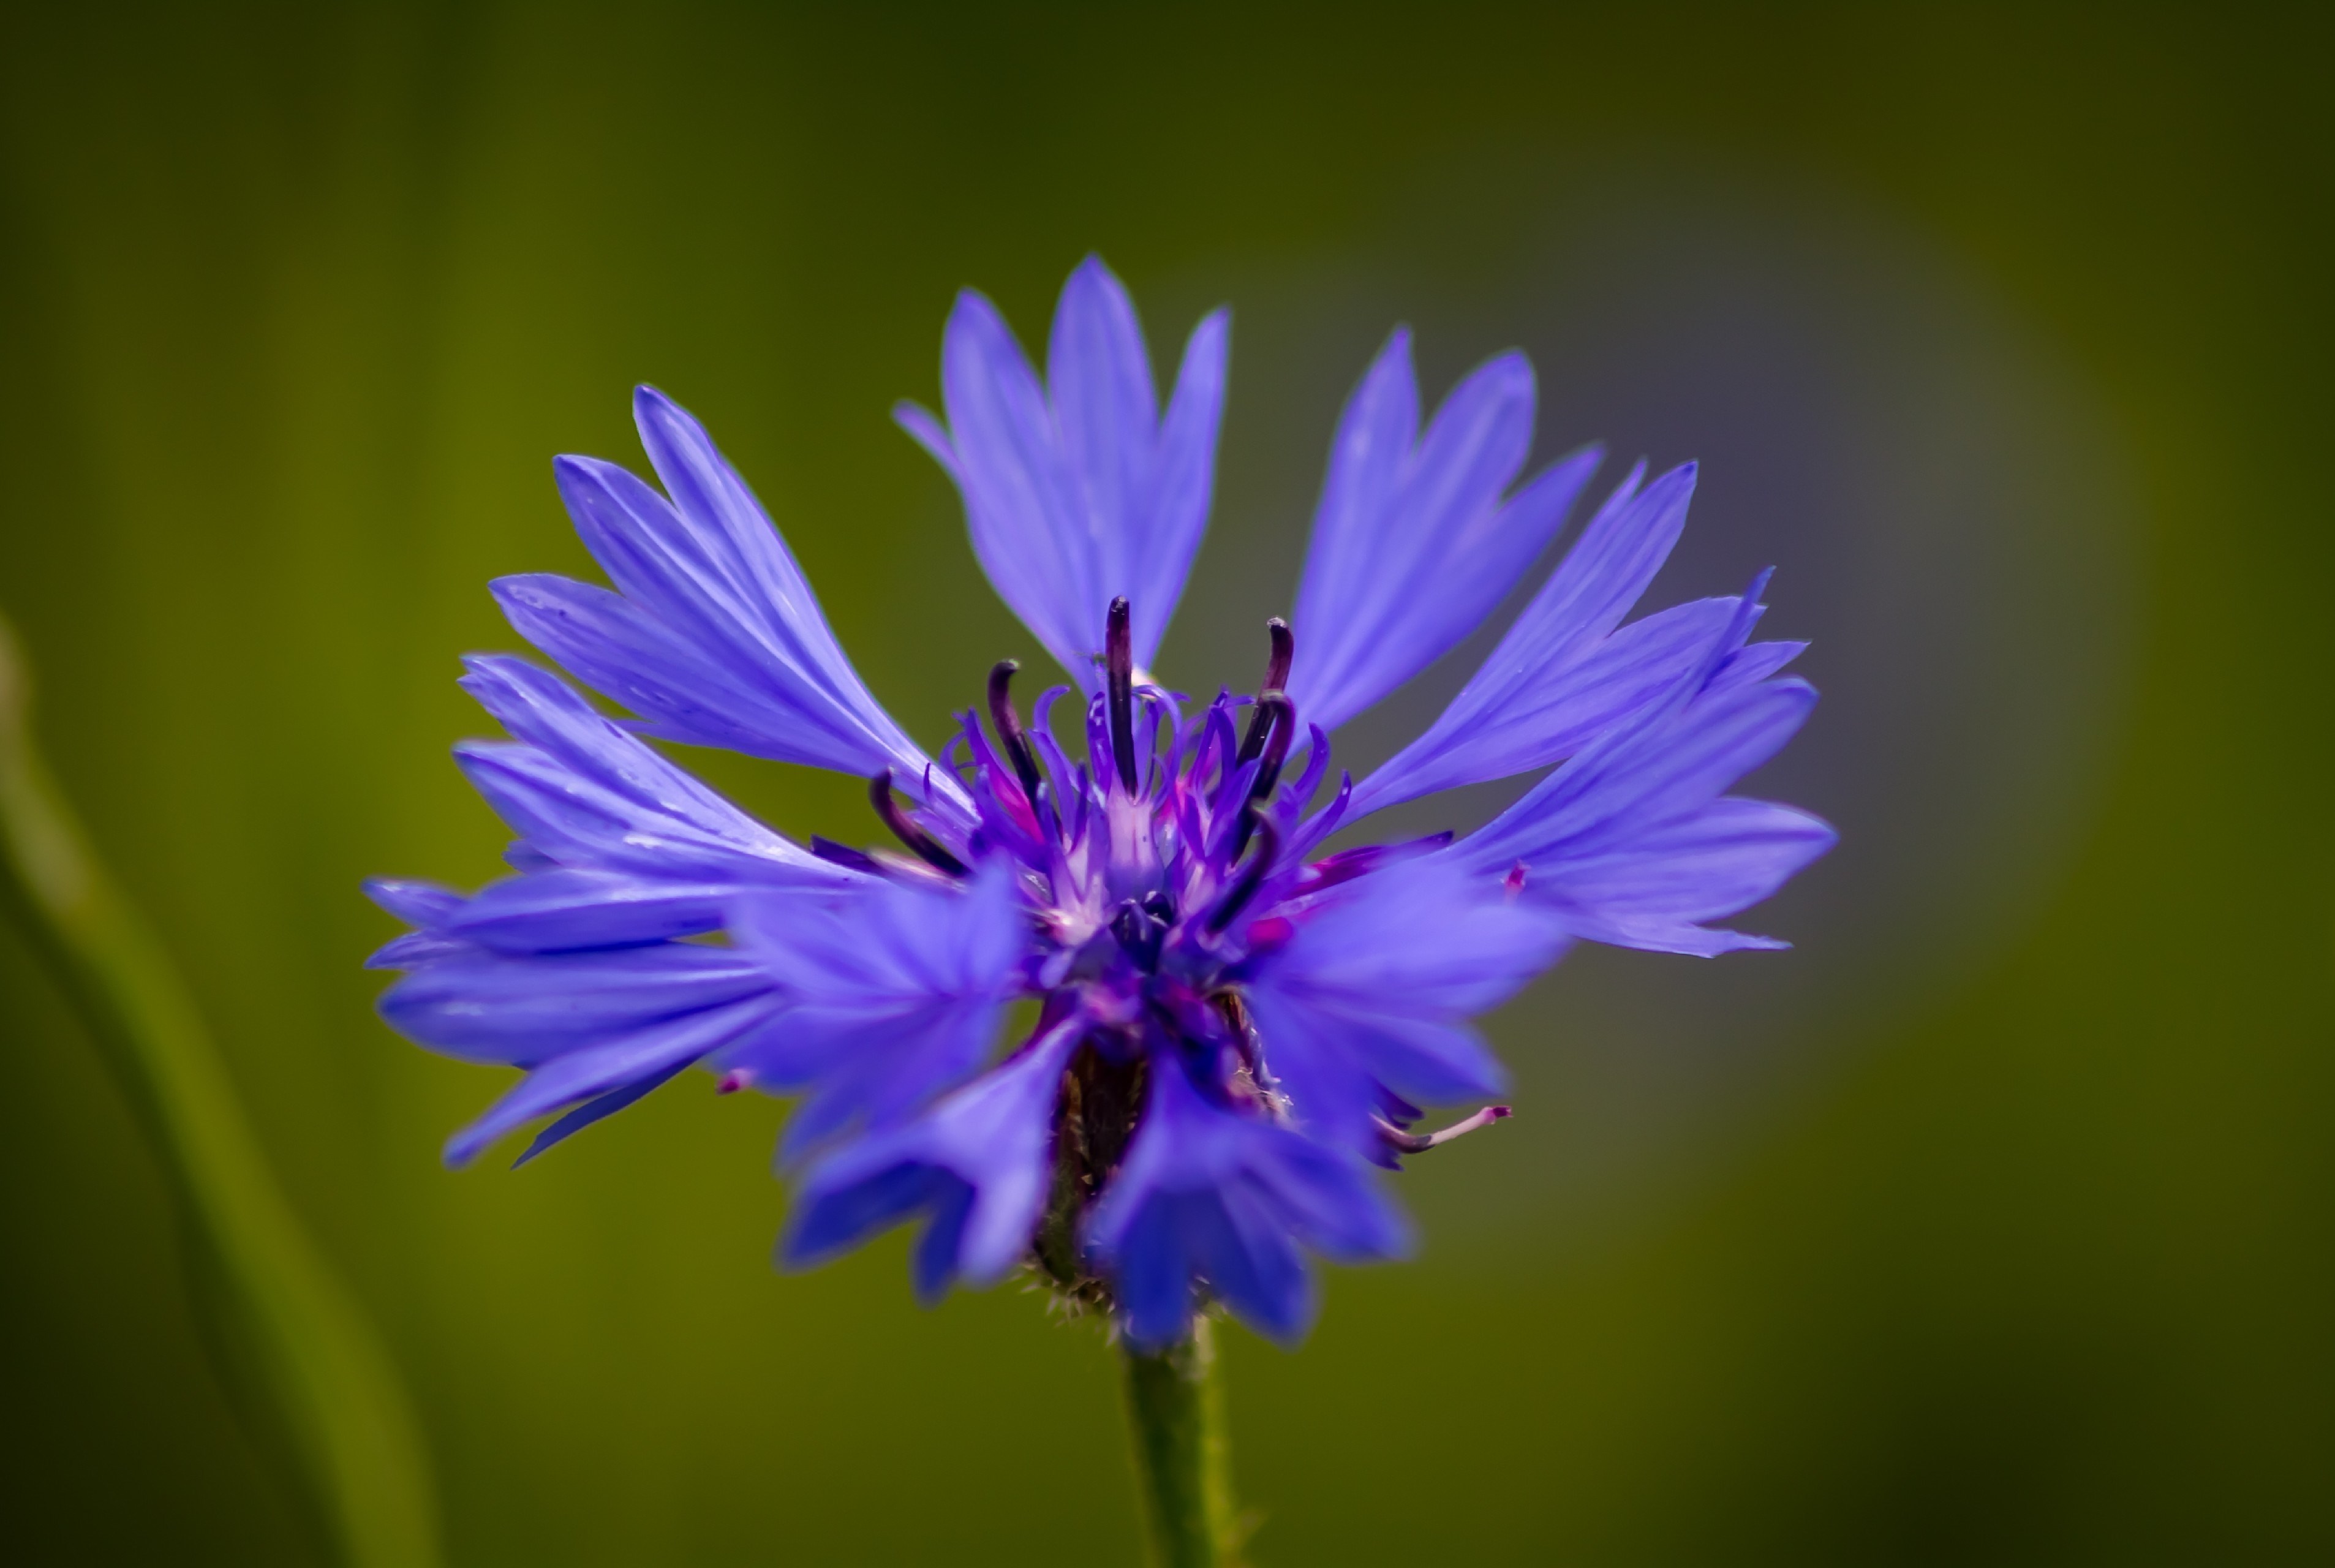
xmin=892 ymin=401 xmax=959 ymax=480
xmin=364 ymin=930 xmax=467 ymax=971
xmin=1289 ymin=332 xmax=1597 ymax=734
xmin=519 ymin=395 xmax=949 ymax=789
xmin=510 ymin=1060 xmax=695 ymax=1168
xmin=363 ymin=876 xmax=461 ymax=928
xmin=439 ymin=1123 xmax=489 ymax=1170
xmin=915 ymin=258 xmax=1229 ymax=686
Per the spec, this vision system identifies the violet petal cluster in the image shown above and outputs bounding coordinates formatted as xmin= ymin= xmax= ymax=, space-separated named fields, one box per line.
xmin=368 ymin=256 xmax=1834 ymax=1349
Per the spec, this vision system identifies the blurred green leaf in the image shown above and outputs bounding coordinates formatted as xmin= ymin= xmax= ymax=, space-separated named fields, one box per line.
xmin=0 ymin=616 xmax=437 ymax=1567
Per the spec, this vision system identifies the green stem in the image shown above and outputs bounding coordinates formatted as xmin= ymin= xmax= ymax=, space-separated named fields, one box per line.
xmin=0 ymin=618 xmax=438 ymax=1566
xmin=1121 ymin=1316 xmax=1243 ymax=1567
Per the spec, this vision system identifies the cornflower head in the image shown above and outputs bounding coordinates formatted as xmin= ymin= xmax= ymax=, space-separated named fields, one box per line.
xmin=368 ymin=256 xmax=1833 ymax=1355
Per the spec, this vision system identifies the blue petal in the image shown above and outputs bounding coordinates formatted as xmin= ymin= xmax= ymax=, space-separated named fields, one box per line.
xmin=1243 ymin=856 xmax=1567 ymax=1154
xmin=364 ymin=654 xmax=890 ymax=1166
xmin=1244 ymin=995 xmax=1507 ymax=1155
xmin=1107 ymin=1191 xmax=1199 ymax=1350
xmin=1166 ymin=1189 xmax=1315 ymax=1348
xmin=723 ymin=861 xmax=1028 ymax=1160
xmin=1353 ymin=464 xmax=1773 ymax=815
xmin=1455 ymin=587 xmax=1834 ymax=952
xmin=363 ymin=881 xmax=474 ymax=968
xmin=440 ymin=994 xmax=775 ymax=1167
xmin=494 ymin=573 xmax=853 ymax=771
xmin=503 ymin=842 xmax=559 ymax=873
xmin=1528 ymin=797 xmax=1836 ymax=956
xmin=921 ymin=288 xmax=1096 ymax=676
xmin=1147 ymin=307 xmax=1230 ymax=655
xmin=1708 ymin=633 xmax=1809 ymax=694
xmin=363 ymin=929 xmax=471 ymax=971
xmin=1468 ymin=672 xmax=1817 ymax=867
xmin=1287 ymin=330 xmax=1601 ymax=732
xmin=1270 ymin=855 xmax=1570 ymax=1016
xmin=911 ymin=1181 xmax=979 ymax=1308
xmin=892 ymin=401 xmax=960 ymax=482
xmin=363 ymin=877 xmax=463 ymax=927
xmin=512 ymin=1056 xmax=697 ymax=1166
xmin=780 ymin=1023 xmax=1080 ymax=1297
xmin=378 ymin=941 xmax=772 ymax=1065
xmin=453 ymin=655 xmax=856 ymax=888
xmin=900 ymin=257 xmax=1228 ymax=687
xmin=787 ymin=1161 xmax=951 ymax=1271
xmin=445 ymin=868 xmax=738 ymax=954
xmin=1084 ymin=1056 xmax=1409 ymax=1351
xmin=1051 ymin=255 xmax=1163 ymax=597
xmin=494 ymin=386 xmax=959 ymax=811
xmin=1053 ymin=260 xmax=1229 ymax=672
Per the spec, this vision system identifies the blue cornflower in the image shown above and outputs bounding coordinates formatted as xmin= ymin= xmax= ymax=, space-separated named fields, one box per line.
xmin=368 ymin=257 xmax=1833 ymax=1351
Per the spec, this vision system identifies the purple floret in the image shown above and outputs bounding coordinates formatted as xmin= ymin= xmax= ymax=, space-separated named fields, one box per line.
xmin=1288 ymin=326 xmax=1603 ymax=734
xmin=366 ymin=254 xmax=1834 ymax=1349
xmin=895 ymin=254 xmax=1229 ymax=689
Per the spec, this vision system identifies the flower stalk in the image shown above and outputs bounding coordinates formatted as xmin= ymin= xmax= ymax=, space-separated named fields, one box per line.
xmin=1122 ymin=1317 xmax=1243 ymax=1568
xmin=0 ymin=617 xmax=437 ymax=1567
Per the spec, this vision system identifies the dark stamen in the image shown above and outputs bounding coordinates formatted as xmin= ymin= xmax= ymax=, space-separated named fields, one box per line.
xmin=809 ymin=835 xmax=882 ymax=874
xmin=1205 ymin=811 xmax=1280 ymax=935
xmin=1236 ymin=618 xmax=1294 ymax=764
xmin=868 ymin=771 xmax=968 ymax=876
xmin=1227 ymin=692 xmax=1293 ymax=859
xmin=1250 ymin=692 xmax=1295 ymax=802
xmin=984 ymin=659 xmax=1046 ymax=802
xmin=1106 ymin=597 xmax=1137 ymax=794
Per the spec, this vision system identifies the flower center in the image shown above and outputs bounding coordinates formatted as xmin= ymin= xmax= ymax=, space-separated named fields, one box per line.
xmin=832 ymin=600 xmax=1354 ymax=1305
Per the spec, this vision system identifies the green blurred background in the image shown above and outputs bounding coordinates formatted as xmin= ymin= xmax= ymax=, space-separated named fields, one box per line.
xmin=1 ymin=4 xmax=2329 ymax=1561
